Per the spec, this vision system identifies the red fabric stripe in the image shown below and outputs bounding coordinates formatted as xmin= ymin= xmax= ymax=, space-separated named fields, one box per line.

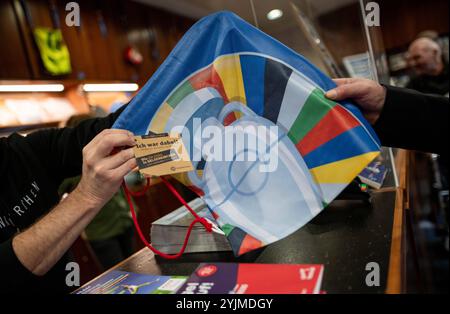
xmin=223 ymin=112 xmax=238 ymax=126
xmin=238 ymin=234 xmax=262 ymax=256
xmin=297 ymin=105 xmax=361 ymax=156
xmin=189 ymin=65 xmax=229 ymax=102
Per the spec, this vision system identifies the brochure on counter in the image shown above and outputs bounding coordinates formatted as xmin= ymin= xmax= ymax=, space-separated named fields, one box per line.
xmin=74 ymin=263 xmax=324 ymax=294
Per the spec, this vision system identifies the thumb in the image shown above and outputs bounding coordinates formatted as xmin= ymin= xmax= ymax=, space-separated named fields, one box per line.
xmin=325 ymin=88 xmax=338 ymax=100
xmin=325 ymin=83 xmax=359 ymax=101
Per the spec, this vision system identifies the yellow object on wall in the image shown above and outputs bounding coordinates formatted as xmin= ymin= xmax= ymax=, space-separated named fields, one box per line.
xmin=33 ymin=28 xmax=72 ymax=76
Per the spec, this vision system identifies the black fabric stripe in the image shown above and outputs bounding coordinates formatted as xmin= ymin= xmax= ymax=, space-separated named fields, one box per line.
xmin=263 ymin=59 xmax=293 ymax=123
xmin=228 ymin=226 xmax=248 ymax=256
xmin=197 ymin=158 xmax=206 ymax=170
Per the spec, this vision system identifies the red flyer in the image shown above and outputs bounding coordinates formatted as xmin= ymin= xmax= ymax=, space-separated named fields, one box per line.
xmin=178 ymin=263 xmax=324 ymax=294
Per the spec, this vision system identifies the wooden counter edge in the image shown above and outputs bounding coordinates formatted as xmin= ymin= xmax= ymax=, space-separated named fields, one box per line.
xmin=386 ymin=150 xmax=409 ymax=294
xmin=385 ymin=187 xmax=405 ymax=294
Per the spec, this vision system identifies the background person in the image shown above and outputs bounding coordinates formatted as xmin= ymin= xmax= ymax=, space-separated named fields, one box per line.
xmin=406 ymin=37 xmax=449 ymax=95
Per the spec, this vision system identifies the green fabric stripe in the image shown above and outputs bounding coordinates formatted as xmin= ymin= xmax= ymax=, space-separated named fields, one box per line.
xmin=166 ymin=81 xmax=194 ymax=108
xmin=221 ymin=224 xmax=235 ymax=237
xmin=288 ymin=88 xmax=336 ymax=143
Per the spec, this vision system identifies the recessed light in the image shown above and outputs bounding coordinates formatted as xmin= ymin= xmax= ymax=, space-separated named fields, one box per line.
xmin=267 ymin=9 xmax=283 ymax=21
xmin=0 ymin=84 xmax=65 ymax=92
xmin=82 ymin=83 xmax=139 ymax=92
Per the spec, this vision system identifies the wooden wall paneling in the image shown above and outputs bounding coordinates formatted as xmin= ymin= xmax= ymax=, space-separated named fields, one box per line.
xmin=55 ymin=0 xmax=96 ymax=80
xmin=169 ymin=14 xmax=191 ymax=53
xmin=316 ymin=3 xmax=368 ymax=71
xmin=134 ymin=3 xmax=189 ymax=85
xmin=316 ymin=0 xmax=449 ymax=71
xmin=2 ymin=0 xmax=195 ymax=82
xmin=141 ymin=4 xmax=176 ymax=83
xmin=166 ymin=14 xmax=181 ymax=51
xmin=0 ymin=0 xmax=31 ymax=78
xmin=26 ymin=0 xmax=53 ymax=27
xmin=59 ymin=0 xmax=132 ymax=81
xmin=10 ymin=0 xmax=42 ymax=79
xmin=79 ymin=0 xmax=118 ymax=80
xmin=87 ymin=0 xmax=135 ymax=81
xmin=379 ymin=0 xmax=415 ymax=51
xmin=55 ymin=0 xmax=125 ymax=81
xmin=123 ymin=0 xmax=158 ymax=84
xmin=379 ymin=0 xmax=449 ymax=51
xmin=141 ymin=8 xmax=162 ymax=84
xmin=101 ymin=0 xmax=135 ymax=81
xmin=23 ymin=0 xmax=63 ymax=79
xmin=177 ymin=16 xmax=194 ymax=43
xmin=152 ymin=13 xmax=175 ymax=66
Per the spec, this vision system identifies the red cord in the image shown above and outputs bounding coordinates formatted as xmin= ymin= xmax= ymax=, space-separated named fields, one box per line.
xmin=122 ymin=176 xmax=212 ymax=259
xmin=126 ymin=178 xmax=151 ymax=197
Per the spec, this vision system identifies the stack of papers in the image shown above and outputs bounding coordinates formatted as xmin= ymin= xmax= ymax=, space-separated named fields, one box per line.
xmin=150 ymin=198 xmax=232 ymax=254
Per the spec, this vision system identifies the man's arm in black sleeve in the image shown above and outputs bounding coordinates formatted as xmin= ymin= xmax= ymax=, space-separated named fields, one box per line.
xmin=373 ymin=86 xmax=449 ymax=158
xmin=0 ymin=105 xmax=128 ymax=292
xmin=0 ymin=238 xmax=38 ymax=293
xmin=26 ymin=105 xmax=127 ymax=186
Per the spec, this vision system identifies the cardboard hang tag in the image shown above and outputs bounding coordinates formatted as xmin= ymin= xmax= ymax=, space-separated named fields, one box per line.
xmin=133 ymin=133 xmax=194 ymax=177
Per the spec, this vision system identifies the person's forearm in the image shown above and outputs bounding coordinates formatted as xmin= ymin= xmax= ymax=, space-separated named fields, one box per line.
xmin=12 ymin=187 xmax=102 ymax=276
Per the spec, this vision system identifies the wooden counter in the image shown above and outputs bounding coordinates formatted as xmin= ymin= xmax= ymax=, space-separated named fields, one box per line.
xmin=79 ymin=149 xmax=410 ymax=294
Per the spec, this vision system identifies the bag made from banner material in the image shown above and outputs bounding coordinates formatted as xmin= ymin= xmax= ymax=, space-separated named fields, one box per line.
xmin=114 ymin=11 xmax=381 ymax=256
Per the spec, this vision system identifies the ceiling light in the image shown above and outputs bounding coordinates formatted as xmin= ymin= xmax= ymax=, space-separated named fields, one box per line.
xmin=267 ymin=9 xmax=283 ymax=21
xmin=0 ymin=84 xmax=65 ymax=92
xmin=82 ymin=83 xmax=139 ymax=92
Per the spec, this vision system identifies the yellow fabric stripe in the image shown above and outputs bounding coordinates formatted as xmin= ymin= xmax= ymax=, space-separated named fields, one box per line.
xmin=310 ymin=152 xmax=380 ymax=184
xmin=149 ymin=102 xmax=173 ymax=133
xmin=213 ymin=55 xmax=247 ymax=104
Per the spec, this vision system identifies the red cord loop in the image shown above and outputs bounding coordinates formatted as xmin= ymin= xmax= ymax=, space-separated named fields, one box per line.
xmin=122 ymin=175 xmax=213 ymax=259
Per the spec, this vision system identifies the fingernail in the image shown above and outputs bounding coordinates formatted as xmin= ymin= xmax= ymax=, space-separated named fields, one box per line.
xmin=326 ymin=90 xmax=337 ymax=99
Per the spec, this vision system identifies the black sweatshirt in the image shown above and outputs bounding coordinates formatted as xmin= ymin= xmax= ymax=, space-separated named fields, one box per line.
xmin=374 ymin=86 xmax=449 ymax=159
xmin=0 ymin=86 xmax=448 ymax=294
xmin=0 ymin=107 xmax=124 ymax=294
